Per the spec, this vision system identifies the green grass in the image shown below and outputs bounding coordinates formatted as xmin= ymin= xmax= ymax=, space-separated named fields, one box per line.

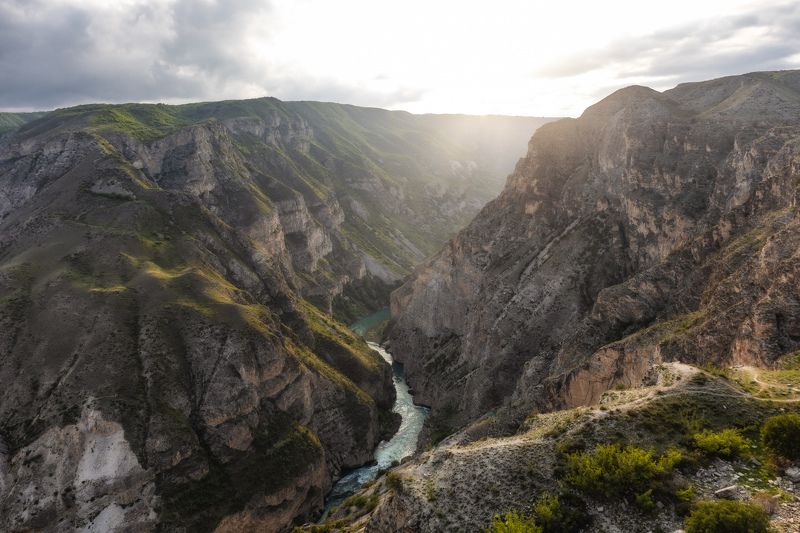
xmin=88 ymin=105 xmax=189 ymax=142
xmin=340 ymin=493 xmax=379 ymax=515
xmin=530 ymin=492 xmax=590 ymax=533
xmin=761 ymin=413 xmax=800 ymax=460
xmin=486 ymin=511 xmax=542 ymax=533
xmin=604 ymin=310 xmax=707 ymax=349
xmin=778 ymin=351 xmax=800 ymax=370
xmin=0 ymin=111 xmax=48 ymax=135
xmin=385 ymin=471 xmax=405 ymax=494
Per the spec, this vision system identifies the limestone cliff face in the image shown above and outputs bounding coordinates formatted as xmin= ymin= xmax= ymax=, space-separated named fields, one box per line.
xmin=0 ymin=97 xmax=548 ymax=531
xmin=0 ymin=119 xmax=397 ymax=531
xmin=388 ymin=70 xmax=800 ymax=427
xmin=45 ymin=100 xmax=552 ymax=325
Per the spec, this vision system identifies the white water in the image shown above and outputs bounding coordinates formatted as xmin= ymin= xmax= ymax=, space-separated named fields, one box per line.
xmin=322 ymin=341 xmax=429 ymax=513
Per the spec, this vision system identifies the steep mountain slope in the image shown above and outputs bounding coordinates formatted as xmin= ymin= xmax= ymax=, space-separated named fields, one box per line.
xmin=313 ymin=365 xmax=800 ymax=532
xmin=0 ymin=111 xmax=47 ymax=135
xmin=0 ymin=101 xmax=546 ymax=532
xmin=2 ymin=100 xmax=551 ymax=324
xmin=388 ymin=70 xmax=800 ymax=432
xmin=0 ymin=118 xmax=397 ymax=533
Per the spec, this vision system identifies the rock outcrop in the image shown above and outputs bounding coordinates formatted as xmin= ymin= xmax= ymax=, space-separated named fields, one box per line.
xmin=388 ymin=70 xmax=800 ymax=429
xmin=0 ymin=98 xmax=546 ymax=531
xmin=0 ymin=116 xmax=401 ymax=532
xmin=19 ymin=100 xmax=551 ymax=325
xmin=314 ymin=364 xmax=800 ymax=532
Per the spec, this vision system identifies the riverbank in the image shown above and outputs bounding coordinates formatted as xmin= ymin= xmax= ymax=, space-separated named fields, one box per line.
xmin=318 ymin=316 xmax=429 ymax=519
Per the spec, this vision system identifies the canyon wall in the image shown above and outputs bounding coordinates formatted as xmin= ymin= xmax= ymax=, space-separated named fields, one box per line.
xmin=0 ymin=100 xmax=546 ymax=531
xmin=388 ymin=70 xmax=800 ymax=428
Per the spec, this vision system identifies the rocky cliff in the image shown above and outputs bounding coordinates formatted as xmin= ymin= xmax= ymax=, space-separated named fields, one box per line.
xmin=312 ymin=364 xmax=800 ymax=532
xmin=0 ymin=121 xmax=397 ymax=532
xmin=1 ymin=100 xmax=552 ymax=325
xmin=0 ymin=101 xmax=544 ymax=531
xmin=388 ymin=70 xmax=800 ymax=431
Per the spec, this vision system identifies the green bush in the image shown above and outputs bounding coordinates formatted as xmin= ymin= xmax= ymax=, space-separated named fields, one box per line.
xmin=565 ymin=444 xmax=681 ymax=508
xmin=530 ymin=492 xmax=590 ymax=533
xmin=692 ymin=429 xmax=751 ymax=459
xmin=675 ymin=485 xmax=695 ymax=502
xmin=385 ymin=471 xmax=405 ymax=494
xmin=634 ymin=489 xmax=655 ymax=511
xmin=761 ymin=413 xmax=800 ymax=460
xmin=486 ymin=511 xmax=542 ymax=533
xmin=340 ymin=493 xmax=378 ymax=512
xmin=685 ymin=500 xmax=770 ymax=533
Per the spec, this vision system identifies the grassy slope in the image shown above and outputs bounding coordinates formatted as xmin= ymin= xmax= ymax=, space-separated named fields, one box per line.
xmin=0 ymin=132 xmax=395 ymax=531
xmin=0 ymin=111 xmax=48 ymax=135
xmin=15 ymin=99 xmax=547 ymax=278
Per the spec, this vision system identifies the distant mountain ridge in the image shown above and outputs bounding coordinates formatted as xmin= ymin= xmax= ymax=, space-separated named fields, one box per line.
xmin=3 ymin=98 xmax=552 ymax=322
xmin=0 ymin=111 xmax=47 ymax=135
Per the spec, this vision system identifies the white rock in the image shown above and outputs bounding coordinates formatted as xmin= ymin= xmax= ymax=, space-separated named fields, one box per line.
xmin=785 ymin=467 xmax=800 ymax=483
xmin=714 ymin=485 xmax=739 ymax=499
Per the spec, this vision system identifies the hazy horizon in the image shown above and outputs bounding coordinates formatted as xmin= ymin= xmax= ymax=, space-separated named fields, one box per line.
xmin=2 ymin=0 xmax=799 ymax=116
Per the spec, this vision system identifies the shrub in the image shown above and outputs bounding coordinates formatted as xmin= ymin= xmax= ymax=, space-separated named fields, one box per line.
xmin=565 ymin=444 xmax=681 ymax=507
xmin=340 ymin=493 xmax=378 ymax=512
xmin=685 ymin=500 xmax=770 ymax=533
xmin=634 ymin=489 xmax=655 ymax=511
xmin=385 ymin=472 xmax=405 ymax=494
xmin=424 ymin=478 xmax=437 ymax=502
xmin=292 ymin=520 xmax=349 ymax=533
xmin=752 ymin=491 xmax=778 ymax=515
xmin=761 ymin=413 xmax=800 ymax=460
xmin=675 ymin=485 xmax=695 ymax=502
xmin=486 ymin=511 xmax=542 ymax=533
xmin=530 ymin=492 xmax=590 ymax=533
xmin=692 ymin=429 xmax=751 ymax=459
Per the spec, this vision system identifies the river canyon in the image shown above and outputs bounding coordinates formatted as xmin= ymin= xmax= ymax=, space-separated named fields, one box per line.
xmin=4 ymin=69 xmax=800 ymax=533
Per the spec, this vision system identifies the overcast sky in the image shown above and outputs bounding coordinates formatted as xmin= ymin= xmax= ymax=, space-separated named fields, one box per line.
xmin=1 ymin=0 xmax=799 ymax=116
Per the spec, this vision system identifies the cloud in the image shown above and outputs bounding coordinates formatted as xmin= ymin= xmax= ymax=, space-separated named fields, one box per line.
xmin=0 ymin=0 xmax=226 ymax=108
xmin=0 ymin=0 xmax=423 ymax=111
xmin=1 ymin=0 xmax=799 ymax=115
xmin=536 ymin=1 xmax=800 ymax=86
xmin=265 ymin=74 xmax=426 ymax=108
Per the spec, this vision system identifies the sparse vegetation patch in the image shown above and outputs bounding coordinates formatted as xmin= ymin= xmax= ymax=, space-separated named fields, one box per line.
xmin=684 ymin=499 xmax=770 ymax=533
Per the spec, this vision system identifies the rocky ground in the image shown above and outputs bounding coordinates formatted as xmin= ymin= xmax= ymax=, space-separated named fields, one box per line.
xmin=307 ymin=363 xmax=800 ymax=532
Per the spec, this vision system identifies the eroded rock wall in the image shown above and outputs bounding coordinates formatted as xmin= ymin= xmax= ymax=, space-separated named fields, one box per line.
xmin=388 ymin=70 xmax=800 ymax=427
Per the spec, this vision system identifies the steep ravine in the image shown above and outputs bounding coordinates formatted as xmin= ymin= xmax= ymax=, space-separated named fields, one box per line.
xmin=388 ymin=69 xmax=800 ymax=434
xmin=304 ymin=69 xmax=800 ymax=533
xmin=320 ymin=334 xmax=429 ymax=517
xmin=0 ymin=99 xmax=544 ymax=531
xmin=0 ymin=127 xmax=396 ymax=533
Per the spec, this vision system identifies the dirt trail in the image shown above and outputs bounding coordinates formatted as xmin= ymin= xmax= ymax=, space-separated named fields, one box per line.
xmin=731 ymin=365 xmax=800 ymax=403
